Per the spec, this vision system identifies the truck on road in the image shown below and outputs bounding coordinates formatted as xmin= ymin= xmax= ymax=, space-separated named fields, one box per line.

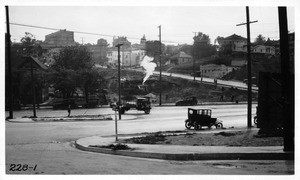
xmin=111 ymin=97 xmax=151 ymax=114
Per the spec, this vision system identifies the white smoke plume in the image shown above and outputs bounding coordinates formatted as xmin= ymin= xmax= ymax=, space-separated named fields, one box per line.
xmin=140 ymin=56 xmax=157 ymax=84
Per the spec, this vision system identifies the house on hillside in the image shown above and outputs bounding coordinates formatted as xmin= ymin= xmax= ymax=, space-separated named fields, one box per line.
xmin=200 ymin=64 xmax=233 ymax=78
xmin=264 ymin=38 xmax=280 ymax=54
xmin=168 ymin=51 xmax=193 ymax=65
xmin=218 ymin=34 xmax=247 ymax=53
xmin=251 ymin=45 xmax=276 ymax=59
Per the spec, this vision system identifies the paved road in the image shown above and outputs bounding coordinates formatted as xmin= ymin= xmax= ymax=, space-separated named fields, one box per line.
xmin=129 ymin=68 xmax=258 ymax=91
xmin=4 ymin=104 xmax=294 ymax=175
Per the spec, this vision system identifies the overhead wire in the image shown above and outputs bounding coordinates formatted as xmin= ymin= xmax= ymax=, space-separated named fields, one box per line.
xmin=9 ymin=22 xmax=187 ymax=45
xmin=9 ymin=22 xmax=287 ymax=45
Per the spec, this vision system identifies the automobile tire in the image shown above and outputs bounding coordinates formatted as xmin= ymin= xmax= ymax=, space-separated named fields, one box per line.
xmin=194 ymin=123 xmax=201 ymax=130
xmin=185 ymin=121 xmax=192 ymax=129
xmin=144 ymin=109 xmax=150 ymax=114
xmin=216 ymin=122 xmax=223 ymax=129
xmin=254 ymin=116 xmax=257 ymax=125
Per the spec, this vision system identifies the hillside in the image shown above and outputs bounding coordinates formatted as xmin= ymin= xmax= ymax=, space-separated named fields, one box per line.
xmin=99 ymin=68 xmax=255 ymax=104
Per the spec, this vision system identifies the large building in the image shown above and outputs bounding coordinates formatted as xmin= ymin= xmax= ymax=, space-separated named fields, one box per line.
xmin=107 ymin=35 xmax=147 ymax=67
xmin=107 ymin=47 xmax=146 ymax=67
xmin=44 ymin=29 xmax=76 ymax=47
xmin=85 ymin=45 xmax=107 ymax=65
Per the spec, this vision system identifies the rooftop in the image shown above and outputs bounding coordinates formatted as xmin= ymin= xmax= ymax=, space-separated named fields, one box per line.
xmin=224 ymin=34 xmax=247 ymax=41
xmin=171 ymin=51 xmax=192 ymax=59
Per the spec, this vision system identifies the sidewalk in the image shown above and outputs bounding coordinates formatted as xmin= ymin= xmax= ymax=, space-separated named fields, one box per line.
xmin=75 ymin=133 xmax=294 ymax=161
xmin=6 ymin=114 xmax=137 ymax=123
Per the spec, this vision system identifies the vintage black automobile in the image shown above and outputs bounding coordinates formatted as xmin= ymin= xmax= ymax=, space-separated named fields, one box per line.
xmin=175 ymin=96 xmax=198 ymax=106
xmin=185 ymin=108 xmax=223 ymax=130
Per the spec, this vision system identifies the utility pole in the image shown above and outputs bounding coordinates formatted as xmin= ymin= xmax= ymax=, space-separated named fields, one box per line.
xmin=192 ymin=32 xmax=197 ymax=81
xmin=236 ymin=6 xmax=258 ymax=128
xmin=81 ymin=37 xmax=84 ymax=45
xmin=278 ymin=7 xmax=294 ymax=152
xmin=116 ymin=43 xmax=123 ymax=120
xmin=30 ymin=59 xmax=37 ymax=118
xmin=5 ymin=6 xmax=13 ymax=119
xmin=158 ymin=25 xmax=162 ymax=106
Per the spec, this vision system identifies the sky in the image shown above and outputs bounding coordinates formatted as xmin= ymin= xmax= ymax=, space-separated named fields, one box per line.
xmin=6 ymin=5 xmax=295 ymax=46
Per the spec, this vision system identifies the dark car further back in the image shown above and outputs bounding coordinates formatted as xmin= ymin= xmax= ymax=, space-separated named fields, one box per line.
xmin=175 ymin=97 xmax=198 ymax=106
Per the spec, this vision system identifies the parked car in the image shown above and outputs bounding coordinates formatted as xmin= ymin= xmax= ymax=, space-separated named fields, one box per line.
xmin=185 ymin=108 xmax=223 ymax=130
xmin=175 ymin=97 xmax=198 ymax=106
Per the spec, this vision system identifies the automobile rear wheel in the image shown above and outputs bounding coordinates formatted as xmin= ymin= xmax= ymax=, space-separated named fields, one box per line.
xmin=185 ymin=121 xmax=192 ymax=129
xmin=216 ymin=122 xmax=223 ymax=129
xmin=144 ymin=109 xmax=150 ymax=114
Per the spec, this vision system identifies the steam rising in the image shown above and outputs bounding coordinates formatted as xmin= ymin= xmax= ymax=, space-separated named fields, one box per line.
xmin=140 ymin=56 xmax=157 ymax=84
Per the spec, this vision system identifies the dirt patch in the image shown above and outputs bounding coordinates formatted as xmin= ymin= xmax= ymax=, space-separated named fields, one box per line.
xmin=121 ymin=129 xmax=283 ymax=147
xmin=89 ymin=143 xmax=134 ymax=151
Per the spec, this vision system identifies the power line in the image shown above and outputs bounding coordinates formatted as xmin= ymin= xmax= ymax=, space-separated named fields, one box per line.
xmin=9 ymin=22 xmax=189 ymax=45
xmin=10 ymin=22 xmax=116 ymax=38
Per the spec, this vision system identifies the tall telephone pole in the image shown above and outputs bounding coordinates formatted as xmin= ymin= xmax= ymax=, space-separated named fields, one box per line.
xmin=278 ymin=7 xmax=294 ymax=152
xmin=192 ymin=32 xmax=197 ymax=81
xmin=158 ymin=25 xmax=162 ymax=106
xmin=6 ymin=6 xmax=13 ymax=119
xmin=116 ymin=43 xmax=123 ymax=120
xmin=237 ymin=6 xmax=257 ymax=128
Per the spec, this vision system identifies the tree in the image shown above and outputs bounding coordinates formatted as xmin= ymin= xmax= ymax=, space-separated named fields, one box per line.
xmin=97 ymin=38 xmax=109 ymax=46
xmin=79 ymin=68 xmax=106 ymax=104
xmin=52 ymin=46 xmax=93 ymax=70
xmin=215 ymin=36 xmax=233 ymax=56
xmin=21 ymin=32 xmax=36 ymax=47
xmin=193 ymin=32 xmax=210 ymax=44
xmin=48 ymin=46 xmax=105 ymax=102
xmin=145 ymin=40 xmax=165 ymax=60
xmin=191 ymin=32 xmax=216 ymax=59
xmin=254 ymin=34 xmax=266 ymax=45
xmin=179 ymin=44 xmax=193 ymax=55
xmin=19 ymin=32 xmax=42 ymax=57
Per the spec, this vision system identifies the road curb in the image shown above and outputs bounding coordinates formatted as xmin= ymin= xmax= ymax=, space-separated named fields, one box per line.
xmin=74 ymin=139 xmax=294 ymax=161
xmin=7 ymin=115 xmax=137 ymax=123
